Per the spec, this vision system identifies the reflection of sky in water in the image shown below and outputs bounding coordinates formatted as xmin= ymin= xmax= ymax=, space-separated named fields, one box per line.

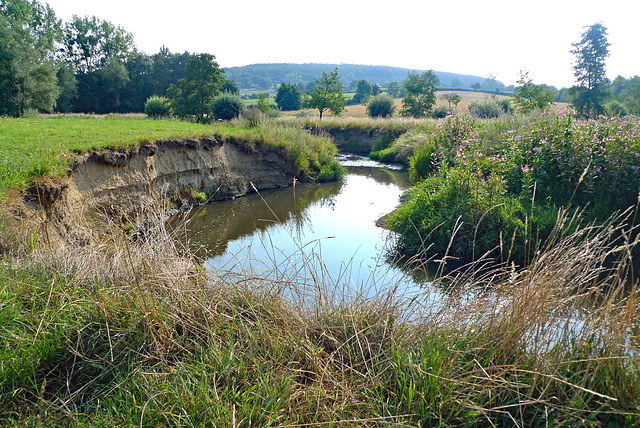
xmin=200 ymin=160 xmax=427 ymax=297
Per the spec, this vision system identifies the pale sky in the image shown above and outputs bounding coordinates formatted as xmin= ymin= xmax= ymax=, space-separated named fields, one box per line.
xmin=43 ymin=0 xmax=639 ymax=88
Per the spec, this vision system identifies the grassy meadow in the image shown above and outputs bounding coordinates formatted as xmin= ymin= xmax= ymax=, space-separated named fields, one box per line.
xmin=0 ymin=112 xmax=639 ymax=426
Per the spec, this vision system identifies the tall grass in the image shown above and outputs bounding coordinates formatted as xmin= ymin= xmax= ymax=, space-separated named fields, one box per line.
xmin=1 ymin=197 xmax=638 ymax=426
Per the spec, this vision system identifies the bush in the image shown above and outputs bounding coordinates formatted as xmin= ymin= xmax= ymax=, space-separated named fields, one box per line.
xmin=605 ymin=100 xmax=629 ymax=117
xmin=366 ymin=93 xmax=396 ymax=118
xmin=144 ymin=96 xmax=171 ymax=118
xmin=317 ymin=159 xmax=345 ymax=182
xmin=468 ymin=100 xmax=502 ymax=118
xmin=431 ymin=105 xmax=451 ymax=118
xmin=210 ymin=93 xmax=243 ymax=120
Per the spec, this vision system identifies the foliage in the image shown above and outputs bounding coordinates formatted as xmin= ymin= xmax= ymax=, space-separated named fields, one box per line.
xmin=401 ymin=70 xmax=439 ymax=117
xmin=209 ymin=92 xmax=243 ymax=121
xmin=305 ymin=68 xmax=346 ymax=120
xmin=61 ymin=15 xmax=134 ymax=74
xmin=366 ymin=93 xmax=396 ymax=118
xmin=388 ymin=112 xmax=640 ymax=264
xmin=275 ymin=82 xmax=302 ymax=111
xmin=0 ymin=0 xmax=61 ymax=115
xmin=512 ymin=70 xmax=555 ymax=113
xmin=352 ymin=79 xmax=372 ymax=104
xmin=144 ymin=95 xmax=171 ymax=118
xmin=256 ymin=93 xmax=270 ymax=113
xmin=430 ymin=105 xmax=451 ymax=118
xmin=167 ymin=53 xmax=224 ymax=121
xmin=317 ymin=159 xmax=345 ymax=182
xmin=570 ymin=23 xmax=610 ymax=118
xmin=441 ymin=92 xmax=461 ymax=109
xmin=468 ymin=99 xmax=503 ymax=118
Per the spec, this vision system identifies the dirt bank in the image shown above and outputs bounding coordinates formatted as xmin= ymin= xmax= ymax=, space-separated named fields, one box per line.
xmin=26 ymin=137 xmax=296 ymax=247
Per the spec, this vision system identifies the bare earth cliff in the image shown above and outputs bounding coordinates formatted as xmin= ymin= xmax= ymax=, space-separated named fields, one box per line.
xmin=30 ymin=137 xmax=296 ymax=246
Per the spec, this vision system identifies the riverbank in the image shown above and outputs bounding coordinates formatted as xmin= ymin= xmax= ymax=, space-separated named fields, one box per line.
xmin=1 ymin=115 xmax=639 ymax=426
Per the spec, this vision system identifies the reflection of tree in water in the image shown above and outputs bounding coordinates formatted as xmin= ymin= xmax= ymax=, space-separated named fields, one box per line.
xmin=346 ymin=166 xmax=411 ymax=190
xmin=182 ymin=180 xmax=344 ymax=257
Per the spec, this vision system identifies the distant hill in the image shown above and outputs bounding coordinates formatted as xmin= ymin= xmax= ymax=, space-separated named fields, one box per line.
xmin=223 ymin=63 xmax=509 ymax=92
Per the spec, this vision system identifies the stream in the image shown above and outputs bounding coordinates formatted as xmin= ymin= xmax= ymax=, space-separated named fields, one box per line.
xmin=182 ymin=154 xmax=431 ymax=299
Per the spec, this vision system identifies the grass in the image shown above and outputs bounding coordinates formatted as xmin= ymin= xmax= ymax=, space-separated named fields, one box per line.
xmin=0 ymin=112 xmax=639 ymax=425
xmin=0 ymin=197 xmax=638 ymax=426
xmin=0 ymin=114 xmax=341 ymax=194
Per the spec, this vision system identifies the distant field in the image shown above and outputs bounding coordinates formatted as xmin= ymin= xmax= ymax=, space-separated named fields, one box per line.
xmin=298 ymin=91 xmax=569 ymax=118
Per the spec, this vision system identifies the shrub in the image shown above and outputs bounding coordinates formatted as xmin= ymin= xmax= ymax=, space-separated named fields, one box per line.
xmin=144 ymin=96 xmax=171 ymax=118
xmin=468 ymin=100 xmax=502 ymax=118
xmin=366 ymin=93 xmax=396 ymax=118
xmin=431 ymin=105 xmax=451 ymax=118
xmin=605 ymin=100 xmax=628 ymax=117
xmin=210 ymin=93 xmax=243 ymax=120
xmin=317 ymin=159 xmax=345 ymax=182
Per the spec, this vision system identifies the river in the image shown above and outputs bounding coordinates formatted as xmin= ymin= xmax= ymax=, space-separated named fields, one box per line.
xmin=181 ymin=154 xmax=432 ymax=299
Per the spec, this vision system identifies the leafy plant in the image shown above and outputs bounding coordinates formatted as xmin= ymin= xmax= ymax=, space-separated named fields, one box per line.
xmin=366 ymin=93 xmax=396 ymax=118
xmin=210 ymin=93 xmax=243 ymax=120
xmin=144 ymin=95 xmax=171 ymax=118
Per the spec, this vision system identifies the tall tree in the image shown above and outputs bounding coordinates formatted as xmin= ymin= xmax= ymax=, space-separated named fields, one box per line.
xmin=401 ymin=70 xmax=439 ymax=117
xmin=62 ymin=15 xmax=134 ymax=74
xmin=569 ymin=23 xmax=610 ymax=118
xmin=166 ymin=53 xmax=223 ymax=120
xmin=0 ymin=0 xmax=61 ymax=115
xmin=353 ymin=79 xmax=372 ymax=104
xmin=305 ymin=68 xmax=346 ymax=120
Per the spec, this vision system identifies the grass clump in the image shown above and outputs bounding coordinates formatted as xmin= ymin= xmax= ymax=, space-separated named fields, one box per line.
xmin=0 ymin=199 xmax=638 ymax=426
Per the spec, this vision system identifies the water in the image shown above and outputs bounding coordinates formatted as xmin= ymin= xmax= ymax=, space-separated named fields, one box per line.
xmin=182 ymin=154 xmax=428 ymax=298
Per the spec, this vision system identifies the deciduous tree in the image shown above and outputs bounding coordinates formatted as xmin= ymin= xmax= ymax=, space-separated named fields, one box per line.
xmin=275 ymin=82 xmax=302 ymax=111
xmin=167 ymin=53 xmax=223 ymax=121
xmin=401 ymin=71 xmax=438 ymax=118
xmin=305 ymin=68 xmax=346 ymax=120
xmin=512 ymin=70 xmax=555 ymax=113
xmin=0 ymin=0 xmax=61 ymax=115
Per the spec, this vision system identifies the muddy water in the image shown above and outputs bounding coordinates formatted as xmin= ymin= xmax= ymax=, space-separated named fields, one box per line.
xmin=183 ymin=155 xmax=429 ymax=296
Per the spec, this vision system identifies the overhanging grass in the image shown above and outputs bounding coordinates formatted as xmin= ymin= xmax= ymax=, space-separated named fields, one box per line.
xmin=0 ymin=116 xmax=340 ymax=194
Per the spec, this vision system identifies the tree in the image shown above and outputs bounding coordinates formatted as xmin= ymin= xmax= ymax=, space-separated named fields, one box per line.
xmin=353 ymin=79 xmax=372 ymax=104
xmin=470 ymin=82 xmax=481 ymax=91
xmin=210 ymin=92 xmax=243 ymax=120
xmin=441 ymin=92 xmax=461 ymax=109
xmin=367 ymin=93 xmax=396 ymax=118
xmin=62 ymin=15 xmax=134 ymax=74
xmin=511 ymin=70 xmax=555 ymax=113
xmin=569 ymin=23 xmax=610 ymax=118
xmin=386 ymin=81 xmax=404 ymax=98
xmin=401 ymin=71 xmax=439 ymax=117
xmin=275 ymin=82 xmax=302 ymax=111
xmin=167 ymin=53 xmax=223 ymax=120
xmin=305 ymin=68 xmax=346 ymax=120
xmin=0 ymin=0 xmax=61 ymax=115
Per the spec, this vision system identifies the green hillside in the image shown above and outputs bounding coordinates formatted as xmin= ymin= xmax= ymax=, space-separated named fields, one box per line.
xmin=223 ymin=63 xmax=509 ymax=92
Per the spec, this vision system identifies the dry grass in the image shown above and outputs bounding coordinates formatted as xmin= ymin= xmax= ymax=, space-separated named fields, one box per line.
xmin=1 ymin=195 xmax=639 ymax=426
xmin=284 ymin=91 xmax=569 ymax=119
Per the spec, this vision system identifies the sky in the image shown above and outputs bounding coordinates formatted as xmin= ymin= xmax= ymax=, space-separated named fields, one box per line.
xmin=42 ymin=0 xmax=639 ymax=89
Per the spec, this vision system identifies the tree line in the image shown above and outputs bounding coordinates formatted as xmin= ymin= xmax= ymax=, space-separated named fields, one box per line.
xmin=0 ymin=0 xmax=237 ymax=117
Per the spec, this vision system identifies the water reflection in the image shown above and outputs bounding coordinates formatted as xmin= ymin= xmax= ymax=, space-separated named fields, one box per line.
xmin=182 ymin=157 xmax=429 ymax=296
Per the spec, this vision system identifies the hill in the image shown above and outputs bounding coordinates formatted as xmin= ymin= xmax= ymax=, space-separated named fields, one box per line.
xmin=223 ymin=63 xmax=510 ymax=92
